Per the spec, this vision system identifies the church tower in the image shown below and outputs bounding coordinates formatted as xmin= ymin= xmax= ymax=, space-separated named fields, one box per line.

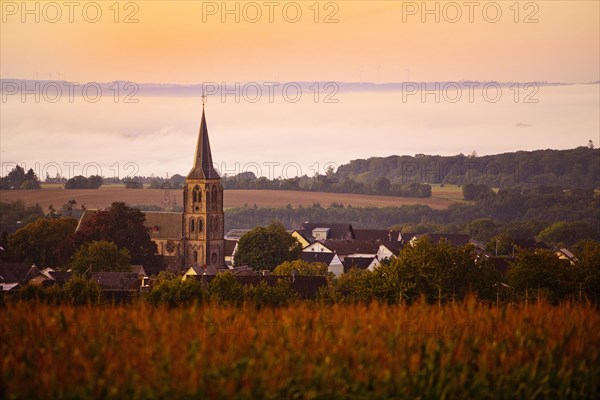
xmin=182 ymin=105 xmax=224 ymax=271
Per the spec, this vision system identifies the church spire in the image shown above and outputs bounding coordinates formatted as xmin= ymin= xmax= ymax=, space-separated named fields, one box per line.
xmin=187 ymin=106 xmax=220 ymax=180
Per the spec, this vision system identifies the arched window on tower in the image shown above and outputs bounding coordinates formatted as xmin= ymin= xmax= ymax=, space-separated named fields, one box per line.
xmin=211 ymin=186 xmax=218 ymax=210
xmin=193 ymin=250 xmax=198 ymax=265
xmin=198 ymin=218 xmax=203 ymax=232
xmin=192 ymin=186 xmax=201 ymax=211
xmin=190 ymin=219 xmax=195 ymax=232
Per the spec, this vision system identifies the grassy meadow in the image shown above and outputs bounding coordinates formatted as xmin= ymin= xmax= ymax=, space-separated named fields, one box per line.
xmin=1 ymin=299 xmax=598 ymax=399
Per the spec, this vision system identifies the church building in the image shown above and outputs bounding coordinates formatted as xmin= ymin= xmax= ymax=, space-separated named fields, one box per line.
xmin=77 ymin=105 xmax=225 ymax=273
xmin=180 ymin=107 xmax=225 ymax=270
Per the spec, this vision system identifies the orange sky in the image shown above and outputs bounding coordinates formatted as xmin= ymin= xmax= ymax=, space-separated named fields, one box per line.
xmin=1 ymin=1 xmax=598 ymax=83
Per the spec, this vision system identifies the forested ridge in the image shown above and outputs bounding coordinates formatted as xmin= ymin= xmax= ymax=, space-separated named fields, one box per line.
xmin=222 ymin=147 xmax=599 ymax=197
xmin=334 ymin=146 xmax=599 ymax=189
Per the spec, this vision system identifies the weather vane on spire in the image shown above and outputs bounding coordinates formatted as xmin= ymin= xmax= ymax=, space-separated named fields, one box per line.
xmin=201 ymin=87 xmax=207 ymax=108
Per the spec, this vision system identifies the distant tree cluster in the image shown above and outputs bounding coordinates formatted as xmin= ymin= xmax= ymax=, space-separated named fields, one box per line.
xmin=222 ymin=173 xmax=432 ymax=198
xmin=462 ymin=183 xmax=494 ymax=200
xmin=123 ymin=179 xmax=143 ymax=189
xmin=65 ymin=175 xmax=103 ymax=189
xmin=0 ymin=165 xmax=41 ymax=190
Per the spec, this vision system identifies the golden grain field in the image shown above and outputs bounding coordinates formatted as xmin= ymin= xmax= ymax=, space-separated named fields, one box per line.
xmin=1 ymin=300 xmax=598 ymax=399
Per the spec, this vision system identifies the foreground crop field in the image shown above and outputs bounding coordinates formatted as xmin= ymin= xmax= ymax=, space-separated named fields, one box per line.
xmin=2 ymin=300 xmax=599 ymax=399
xmin=0 ymin=187 xmax=455 ymax=210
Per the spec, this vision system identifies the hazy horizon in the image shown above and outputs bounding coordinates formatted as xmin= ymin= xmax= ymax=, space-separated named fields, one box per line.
xmin=1 ymin=1 xmax=598 ymax=180
xmin=1 ymin=83 xmax=597 ymax=180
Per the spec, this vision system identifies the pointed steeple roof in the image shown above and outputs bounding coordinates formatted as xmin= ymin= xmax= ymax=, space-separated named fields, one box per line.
xmin=187 ymin=107 xmax=220 ymax=180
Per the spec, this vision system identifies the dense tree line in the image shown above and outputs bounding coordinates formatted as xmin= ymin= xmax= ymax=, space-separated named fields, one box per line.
xmin=1 ymin=276 xmax=102 ymax=305
xmin=0 ymin=165 xmax=41 ymax=190
xmin=146 ymin=272 xmax=298 ymax=307
xmin=333 ymin=147 xmax=599 ymax=189
xmin=222 ymin=173 xmax=432 ymax=198
xmin=319 ymin=238 xmax=600 ymax=305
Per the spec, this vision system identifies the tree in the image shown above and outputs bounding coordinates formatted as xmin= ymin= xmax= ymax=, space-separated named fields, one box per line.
xmin=0 ymin=200 xmax=44 ymax=234
xmin=70 ymin=240 xmax=131 ymax=275
xmin=60 ymin=200 xmax=81 ymax=217
xmin=65 ymin=175 xmax=103 ymax=189
xmin=70 ymin=202 xmax=161 ymax=269
xmin=464 ymin=218 xmax=498 ymax=242
xmin=333 ymin=268 xmax=377 ymax=303
xmin=380 ymin=238 xmax=498 ymax=304
xmin=88 ymin=175 xmax=103 ymax=188
xmin=124 ymin=179 xmax=143 ymax=189
xmin=537 ymin=222 xmax=599 ymax=248
xmin=208 ymin=272 xmax=244 ymax=304
xmin=273 ymin=259 xmax=328 ymax=276
xmin=147 ymin=272 xmax=204 ymax=307
xmin=3 ymin=165 xmax=25 ymax=189
xmin=463 ymin=183 xmax=493 ymax=201
xmin=234 ymin=222 xmax=301 ymax=271
xmin=486 ymin=232 xmax=515 ymax=256
xmin=374 ymin=177 xmax=391 ymax=194
xmin=7 ymin=218 xmax=78 ymax=266
xmin=243 ymin=279 xmax=298 ymax=307
xmin=507 ymin=249 xmax=571 ymax=303
xmin=572 ymin=240 xmax=600 ymax=303
xmin=61 ymin=276 xmax=101 ymax=305
xmin=22 ymin=169 xmax=41 ymax=189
